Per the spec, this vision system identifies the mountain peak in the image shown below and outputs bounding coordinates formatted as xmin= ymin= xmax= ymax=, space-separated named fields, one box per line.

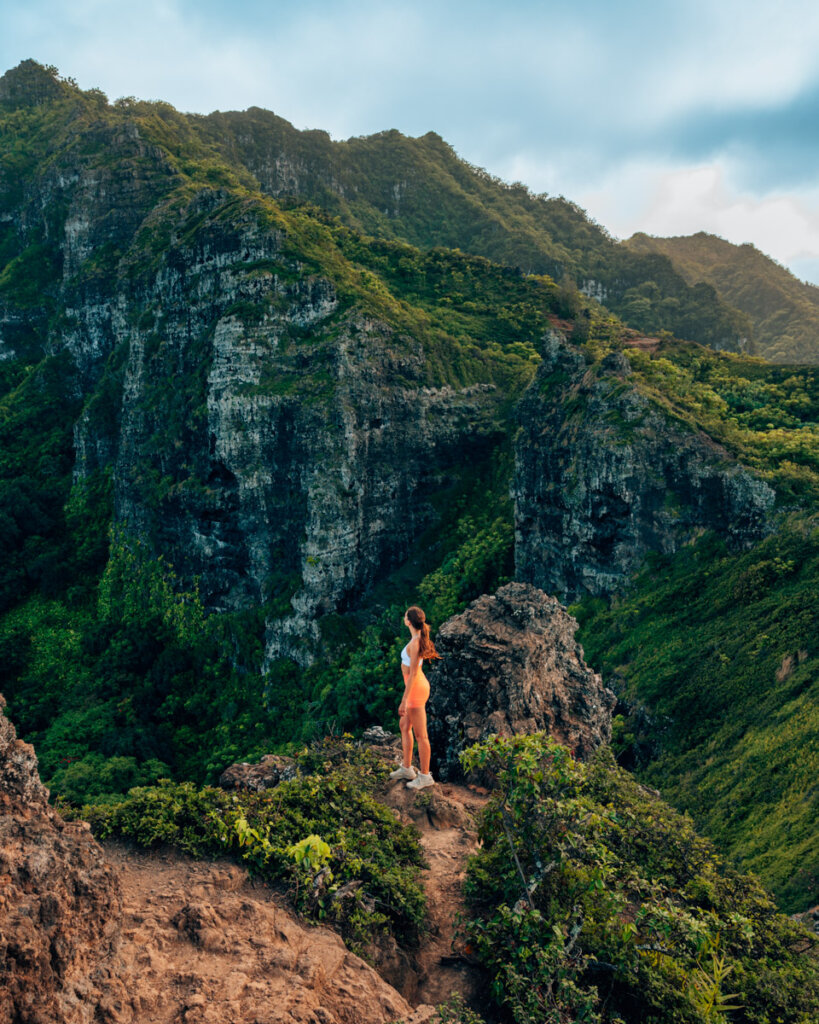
xmin=0 ymin=59 xmax=70 ymax=109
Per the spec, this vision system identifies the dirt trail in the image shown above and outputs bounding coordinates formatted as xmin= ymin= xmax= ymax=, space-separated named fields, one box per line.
xmin=380 ymin=778 xmax=491 ymax=1009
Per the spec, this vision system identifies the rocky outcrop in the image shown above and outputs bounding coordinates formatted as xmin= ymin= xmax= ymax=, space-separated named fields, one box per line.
xmin=105 ymin=845 xmax=420 ymax=1024
xmin=514 ymin=334 xmax=776 ymax=601
xmin=0 ymin=694 xmax=123 ymax=1024
xmin=218 ymin=753 xmax=298 ymax=792
xmin=427 ymin=582 xmax=615 ymax=780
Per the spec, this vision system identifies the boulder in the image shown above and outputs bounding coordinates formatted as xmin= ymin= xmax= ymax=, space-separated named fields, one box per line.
xmin=427 ymin=583 xmax=616 ymax=780
xmin=362 ymin=725 xmax=395 ymax=745
xmin=218 ymin=753 xmax=298 ymax=792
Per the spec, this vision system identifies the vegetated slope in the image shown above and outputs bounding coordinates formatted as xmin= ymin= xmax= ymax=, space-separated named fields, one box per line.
xmin=574 ymin=516 xmax=819 ymax=913
xmin=516 ymin=335 xmax=819 ymax=911
xmin=626 ymin=231 xmax=819 ymax=364
xmin=0 ymin=60 xmax=588 ymax=800
xmin=622 ymin=340 xmax=819 ymax=504
xmin=202 ymin=105 xmax=753 ymax=353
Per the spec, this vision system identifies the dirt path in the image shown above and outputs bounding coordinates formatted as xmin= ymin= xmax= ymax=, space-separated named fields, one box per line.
xmin=380 ymin=779 xmax=491 ymax=1009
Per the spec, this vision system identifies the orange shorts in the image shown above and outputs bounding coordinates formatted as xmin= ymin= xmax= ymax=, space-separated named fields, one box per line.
xmin=406 ymin=677 xmax=430 ymax=709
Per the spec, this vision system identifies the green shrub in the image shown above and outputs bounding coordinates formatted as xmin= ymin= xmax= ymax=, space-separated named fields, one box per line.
xmin=460 ymin=733 xmax=819 ymax=1024
xmin=79 ymin=738 xmax=426 ymax=954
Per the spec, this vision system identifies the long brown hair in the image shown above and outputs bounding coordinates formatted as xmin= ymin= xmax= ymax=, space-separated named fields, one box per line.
xmin=406 ymin=606 xmax=441 ymax=661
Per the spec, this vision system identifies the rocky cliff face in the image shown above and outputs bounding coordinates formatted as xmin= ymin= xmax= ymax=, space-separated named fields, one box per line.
xmin=102 ymin=192 xmax=501 ymax=663
xmin=0 ymin=694 xmax=123 ymax=1024
xmin=1 ymin=67 xmax=505 ymax=664
xmin=427 ymin=582 xmax=616 ymax=780
xmin=514 ymin=333 xmax=776 ymax=601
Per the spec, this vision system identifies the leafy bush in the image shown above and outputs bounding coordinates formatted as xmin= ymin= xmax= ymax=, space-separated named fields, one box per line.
xmin=79 ymin=738 xmax=426 ymax=954
xmin=460 ymin=733 xmax=818 ymax=1024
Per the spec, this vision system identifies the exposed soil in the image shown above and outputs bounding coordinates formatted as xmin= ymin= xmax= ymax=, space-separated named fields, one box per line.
xmin=100 ymin=842 xmax=414 ymax=1024
xmin=622 ymin=334 xmax=660 ymax=352
xmin=92 ymin=777 xmax=494 ymax=1024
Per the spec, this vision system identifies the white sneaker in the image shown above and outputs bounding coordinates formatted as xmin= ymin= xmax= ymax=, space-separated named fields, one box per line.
xmin=406 ymin=772 xmax=434 ymax=790
xmin=389 ymin=764 xmax=417 ymax=781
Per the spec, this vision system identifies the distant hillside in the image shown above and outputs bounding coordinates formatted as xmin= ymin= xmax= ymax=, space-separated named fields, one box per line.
xmin=626 ymin=231 xmax=819 ymax=364
xmin=201 ymin=107 xmax=753 ymax=354
xmin=576 ymin=515 xmax=819 ymax=913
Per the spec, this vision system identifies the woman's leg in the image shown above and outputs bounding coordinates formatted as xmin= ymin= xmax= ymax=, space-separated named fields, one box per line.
xmin=408 ymin=706 xmax=430 ymax=775
xmin=399 ymin=711 xmax=414 ymax=768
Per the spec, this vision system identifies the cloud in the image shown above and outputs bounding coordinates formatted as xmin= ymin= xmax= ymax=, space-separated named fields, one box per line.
xmin=657 ymin=81 xmax=819 ymax=191
xmin=575 ymin=158 xmax=819 ymax=280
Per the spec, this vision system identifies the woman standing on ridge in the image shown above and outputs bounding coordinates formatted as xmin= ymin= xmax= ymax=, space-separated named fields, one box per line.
xmin=390 ymin=605 xmax=441 ymax=790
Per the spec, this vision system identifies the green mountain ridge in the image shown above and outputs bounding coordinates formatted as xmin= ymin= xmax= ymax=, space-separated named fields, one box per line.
xmin=1 ymin=58 xmax=759 ymax=357
xmin=627 ymin=231 xmax=819 ymax=364
xmin=9 ymin=58 xmax=819 ymax=364
xmin=200 ymin=105 xmax=759 ymax=356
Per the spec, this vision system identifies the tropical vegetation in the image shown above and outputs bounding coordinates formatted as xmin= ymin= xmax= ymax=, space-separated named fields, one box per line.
xmin=0 ymin=60 xmax=817 ymax=1018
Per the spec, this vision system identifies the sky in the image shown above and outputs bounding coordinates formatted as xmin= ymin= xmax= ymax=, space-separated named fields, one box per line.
xmin=3 ymin=0 xmax=819 ymax=283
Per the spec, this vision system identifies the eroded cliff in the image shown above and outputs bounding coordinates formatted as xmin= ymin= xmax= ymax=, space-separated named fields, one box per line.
xmin=514 ymin=332 xmax=776 ymax=601
xmin=0 ymin=694 xmax=124 ymax=1023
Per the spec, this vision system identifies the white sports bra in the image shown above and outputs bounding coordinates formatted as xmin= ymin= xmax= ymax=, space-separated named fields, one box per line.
xmin=401 ymin=640 xmax=423 ymax=667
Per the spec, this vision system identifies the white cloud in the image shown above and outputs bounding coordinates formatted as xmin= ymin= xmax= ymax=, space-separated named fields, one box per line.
xmin=653 ymin=0 xmax=819 ymax=113
xmin=575 ymin=159 xmax=819 ymax=283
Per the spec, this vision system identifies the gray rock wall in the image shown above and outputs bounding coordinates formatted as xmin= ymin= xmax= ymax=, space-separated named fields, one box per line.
xmin=514 ymin=334 xmax=776 ymax=601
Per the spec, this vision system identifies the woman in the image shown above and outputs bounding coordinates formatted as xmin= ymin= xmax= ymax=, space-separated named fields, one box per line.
xmin=389 ymin=605 xmax=441 ymax=789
